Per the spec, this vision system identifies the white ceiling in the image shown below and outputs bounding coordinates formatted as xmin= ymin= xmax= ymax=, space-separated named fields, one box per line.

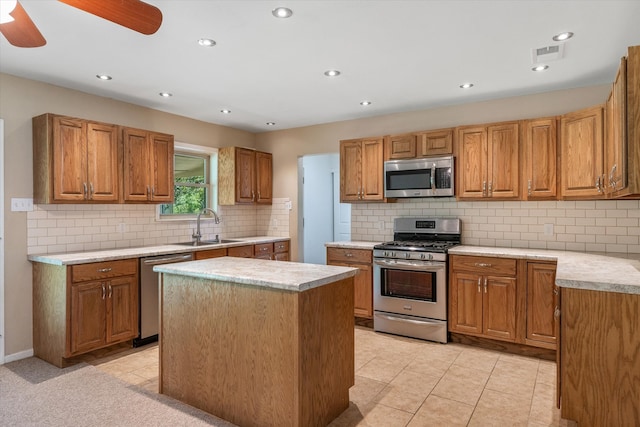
xmin=1 ymin=0 xmax=639 ymax=133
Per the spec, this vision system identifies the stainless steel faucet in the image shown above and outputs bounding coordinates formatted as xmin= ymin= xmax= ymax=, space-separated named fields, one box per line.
xmin=192 ymin=208 xmax=221 ymax=243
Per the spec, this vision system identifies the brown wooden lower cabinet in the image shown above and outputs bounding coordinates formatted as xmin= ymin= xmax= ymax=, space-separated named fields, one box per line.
xmin=33 ymin=258 xmax=139 ymax=367
xmin=326 ymin=247 xmax=373 ymax=318
xmin=449 ymin=255 xmax=557 ymax=351
xmin=194 ymin=247 xmax=227 ymax=260
xmin=560 ymin=287 xmax=640 ymax=426
xmin=200 ymin=240 xmax=290 ymax=261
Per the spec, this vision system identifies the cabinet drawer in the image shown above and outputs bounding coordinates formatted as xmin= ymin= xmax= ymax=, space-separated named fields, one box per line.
xmin=228 ymin=245 xmax=254 ymax=258
xmin=451 ymin=255 xmax=516 ymax=276
xmin=274 ymin=240 xmax=289 ymax=253
xmin=255 ymin=243 xmax=274 ymax=256
xmin=327 ymin=248 xmax=372 ymax=264
xmin=71 ymin=259 xmax=138 ymax=283
xmin=194 ymin=248 xmax=227 ymax=260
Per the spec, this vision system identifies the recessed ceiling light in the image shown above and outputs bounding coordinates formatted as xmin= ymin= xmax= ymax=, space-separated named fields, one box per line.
xmin=221 ymin=109 xmax=231 ymax=114
xmin=159 ymin=92 xmax=173 ymax=97
xmin=198 ymin=38 xmax=216 ymax=47
xmin=324 ymin=70 xmax=341 ymax=77
xmin=360 ymin=101 xmax=372 ymax=106
xmin=459 ymin=83 xmax=474 ymax=89
xmin=552 ymin=31 xmax=574 ymax=42
xmin=532 ymin=65 xmax=549 ymax=72
xmin=272 ymin=7 xmax=293 ymax=18
xmin=266 ymin=122 xmax=276 ymax=126
xmin=96 ymin=74 xmax=112 ymax=80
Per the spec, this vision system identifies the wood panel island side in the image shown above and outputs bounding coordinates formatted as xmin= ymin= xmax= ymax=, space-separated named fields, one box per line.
xmin=153 ymin=256 xmax=358 ymax=427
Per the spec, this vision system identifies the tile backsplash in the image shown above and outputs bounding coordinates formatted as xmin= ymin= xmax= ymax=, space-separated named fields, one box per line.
xmin=27 ymin=198 xmax=291 ymax=254
xmin=351 ymin=199 xmax=640 ymax=254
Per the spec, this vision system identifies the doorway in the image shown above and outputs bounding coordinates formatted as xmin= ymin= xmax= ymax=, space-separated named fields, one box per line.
xmin=0 ymin=119 xmax=5 ymax=364
xmin=298 ymin=153 xmax=350 ymax=265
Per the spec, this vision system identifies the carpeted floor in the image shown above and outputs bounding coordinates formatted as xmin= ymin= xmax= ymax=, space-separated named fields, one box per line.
xmin=0 ymin=357 xmax=236 ymax=426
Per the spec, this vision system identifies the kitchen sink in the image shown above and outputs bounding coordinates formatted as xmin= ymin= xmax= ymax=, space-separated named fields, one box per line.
xmin=174 ymin=239 xmax=240 ymax=247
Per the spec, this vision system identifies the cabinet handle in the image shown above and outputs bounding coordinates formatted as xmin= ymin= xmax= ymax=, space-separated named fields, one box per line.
xmin=474 ymin=262 xmax=492 ymax=268
xmin=477 ymin=277 xmax=481 ymax=293
xmin=257 ymin=191 xmax=261 ymax=200
xmin=89 ymin=182 xmax=94 ymax=200
xmin=484 ymin=277 xmax=488 ymax=293
xmin=488 ymin=181 xmax=493 ymax=197
xmin=146 ymin=185 xmax=151 ymax=200
xmin=108 ymin=284 xmax=113 ymax=298
xmin=97 ymin=268 xmax=112 ymax=273
xmin=345 ymin=252 xmax=353 ymax=257
xmin=101 ymin=283 xmax=106 ymax=300
xmin=527 ymin=180 xmax=532 ymax=196
xmin=252 ymin=191 xmax=255 ymax=201
xmin=554 ymin=307 xmax=561 ymax=319
xmin=482 ymin=181 xmax=487 ymax=197
xmin=83 ymin=182 xmax=88 ymax=200
xmin=151 ymin=186 xmax=155 ymax=199
xmin=595 ymin=176 xmax=602 ymax=193
xmin=261 ymin=247 xmax=268 ymax=251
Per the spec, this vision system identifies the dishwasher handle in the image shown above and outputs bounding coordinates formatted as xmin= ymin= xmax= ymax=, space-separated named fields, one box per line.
xmin=142 ymin=254 xmax=193 ymax=265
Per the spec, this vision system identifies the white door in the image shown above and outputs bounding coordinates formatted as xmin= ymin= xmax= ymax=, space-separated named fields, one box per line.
xmin=299 ymin=153 xmax=350 ymax=265
xmin=0 ymin=119 xmax=5 ymax=364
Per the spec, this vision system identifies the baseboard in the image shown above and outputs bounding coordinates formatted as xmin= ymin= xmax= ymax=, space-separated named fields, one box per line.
xmin=3 ymin=348 xmax=34 ymax=364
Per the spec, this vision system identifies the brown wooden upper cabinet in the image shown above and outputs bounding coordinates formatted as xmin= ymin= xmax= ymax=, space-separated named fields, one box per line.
xmin=385 ymin=133 xmax=416 ymax=159
xmin=560 ymin=105 xmax=605 ymax=199
xmin=218 ymin=147 xmax=272 ymax=205
xmin=605 ymin=56 xmax=627 ymax=196
xmin=122 ymin=127 xmax=174 ymax=203
xmin=340 ymin=137 xmax=385 ymax=202
xmin=415 ymin=128 xmax=454 ymax=157
xmin=522 ymin=118 xmax=557 ymax=200
xmin=457 ymin=121 xmax=519 ymax=199
xmin=33 ymin=114 xmax=120 ymax=203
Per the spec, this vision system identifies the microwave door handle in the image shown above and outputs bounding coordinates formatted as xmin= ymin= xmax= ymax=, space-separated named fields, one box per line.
xmin=430 ymin=165 xmax=436 ymax=190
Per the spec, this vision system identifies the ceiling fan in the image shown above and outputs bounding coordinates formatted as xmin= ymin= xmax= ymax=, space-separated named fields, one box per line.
xmin=0 ymin=0 xmax=162 ymax=48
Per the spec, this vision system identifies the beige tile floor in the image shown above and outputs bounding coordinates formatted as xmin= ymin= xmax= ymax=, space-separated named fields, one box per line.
xmin=90 ymin=327 xmax=574 ymax=426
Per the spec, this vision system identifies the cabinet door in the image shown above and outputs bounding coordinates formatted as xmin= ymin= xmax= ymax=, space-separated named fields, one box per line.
xmin=353 ymin=263 xmax=373 ymax=318
xmin=523 ymin=118 xmax=557 ymax=199
xmin=274 ymin=252 xmax=290 ymax=261
xmin=70 ymin=281 xmax=106 ymax=354
xmin=340 ymin=140 xmax=362 ymax=201
xmin=123 ymin=128 xmax=152 ymax=202
xmin=149 ymin=132 xmax=174 ymax=202
xmin=235 ymin=148 xmax=256 ymax=203
xmin=228 ymin=245 xmax=254 ymax=258
xmin=560 ymin=106 xmax=604 ymax=198
xmin=386 ymin=134 xmax=416 ymax=159
xmin=449 ymin=271 xmax=483 ymax=335
xmin=526 ymin=263 xmax=557 ymax=347
xmin=52 ymin=116 xmax=87 ymax=201
xmin=606 ymin=57 xmax=627 ymax=195
xmin=416 ymin=128 xmax=453 ymax=156
xmin=457 ymin=127 xmax=488 ymax=198
xmin=255 ymin=151 xmax=273 ymax=204
xmin=106 ymin=276 xmax=138 ymax=343
xmin=194 ymin=248 xmax=227 ymax=260
xmin=86 ymin=122 xmax=120 ymax=202
xmin=254 ymin=242 xmax=274 ymax=259
xmin=361 ymin=138 xmax=384 ymax=201
xmin=483 ymin=275 xmax=517 ymax=341
xmin=488 ymin=123 xmax=519 ymax=199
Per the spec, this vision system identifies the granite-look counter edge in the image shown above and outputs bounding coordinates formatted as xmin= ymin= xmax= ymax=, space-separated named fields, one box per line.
xmin=154 ymin=256 xmax=358 ymax=292
xmin=324 ymin=241 xmax=380 ymax=250
xmin=27 ymin=236 xmax=289 ymax=265
xmin=449 ymin=245 xmax=640 ymax=295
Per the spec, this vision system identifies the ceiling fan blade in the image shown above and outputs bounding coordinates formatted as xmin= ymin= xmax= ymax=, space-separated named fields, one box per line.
xmin=58 ymin=0 xmax=162 ymax=35
xmin=0 ymin=1 xmax=46 ymax=47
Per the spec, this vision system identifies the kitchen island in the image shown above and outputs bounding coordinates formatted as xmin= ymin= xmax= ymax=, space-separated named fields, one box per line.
xmin=153 ymin=256 xmax=358 ymax=427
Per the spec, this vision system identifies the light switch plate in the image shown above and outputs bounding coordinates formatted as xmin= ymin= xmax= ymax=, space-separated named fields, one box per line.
xmin=11 ymin=198 xmax=33 ymax=212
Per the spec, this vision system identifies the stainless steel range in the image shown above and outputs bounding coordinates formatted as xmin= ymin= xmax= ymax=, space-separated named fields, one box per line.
xmin=373 ymin=217 xmax=461 ymax=343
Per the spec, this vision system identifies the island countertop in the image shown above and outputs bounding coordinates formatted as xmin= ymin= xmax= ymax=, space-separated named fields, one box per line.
xmin=153 ymin=256 xmax=358 ymax=292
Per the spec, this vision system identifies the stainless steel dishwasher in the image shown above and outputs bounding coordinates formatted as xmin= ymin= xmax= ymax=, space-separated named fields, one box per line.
xmin=134 ymin=252 xmax=193 ymax=347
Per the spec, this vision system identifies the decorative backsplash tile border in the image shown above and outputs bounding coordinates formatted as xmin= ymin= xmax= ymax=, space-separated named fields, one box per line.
xmin=27 ymin=198 xmax=291 ymax=254
xmin=351 ymin=199 xmax=640 ymax=254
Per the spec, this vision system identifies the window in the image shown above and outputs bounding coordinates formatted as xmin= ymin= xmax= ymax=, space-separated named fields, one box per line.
xmin=158 ymin=143 xmax=217 ymax=219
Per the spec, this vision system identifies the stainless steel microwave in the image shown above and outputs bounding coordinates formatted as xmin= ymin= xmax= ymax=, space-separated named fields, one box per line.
xmin=384 ymin=155 xmax=454 ymax=198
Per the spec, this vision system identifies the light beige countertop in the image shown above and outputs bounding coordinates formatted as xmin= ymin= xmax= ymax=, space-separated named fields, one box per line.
xmin=27 ymin=236 xmax=289 ymax=265
xmin=449 ymin=245 xmax=640 ymax=295
xmin=154 ymin=256 xmax=358 ymax=292
xmin=325 ymin=241 xmax=380 ymax=250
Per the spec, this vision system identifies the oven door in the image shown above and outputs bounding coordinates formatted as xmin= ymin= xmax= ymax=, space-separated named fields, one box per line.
xmin=373 ymin=258 xmax=447 ymax=320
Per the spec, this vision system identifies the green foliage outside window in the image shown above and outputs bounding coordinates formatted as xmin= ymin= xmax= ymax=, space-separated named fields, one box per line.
xmin=160 ymin=152 xmax=210 ymax=216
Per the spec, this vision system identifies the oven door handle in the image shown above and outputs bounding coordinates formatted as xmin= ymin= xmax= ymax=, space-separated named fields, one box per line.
xmin=374 ymin=259 xmax=445 ymax=272
xmin=375 ymin=313 xmax=443 ymax=327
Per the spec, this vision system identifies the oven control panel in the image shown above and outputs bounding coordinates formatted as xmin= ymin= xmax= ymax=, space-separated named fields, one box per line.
xmin=373 ymin=250 xmax=446 ymax=262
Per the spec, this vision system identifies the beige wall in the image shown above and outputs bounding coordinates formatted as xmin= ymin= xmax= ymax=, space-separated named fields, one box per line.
xmin=256 ymin=84 xmax=611 ymax=260
xmin=0 ymin=73 xmax=255 ymax=357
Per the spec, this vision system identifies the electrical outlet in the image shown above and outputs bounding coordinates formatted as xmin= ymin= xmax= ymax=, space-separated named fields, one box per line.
xmin=285 ymin=201 xmax=292 ymax=210
xmin=273 ymin=219 xmax=278 ymax=229
xmin=11 ymin=198 xmax=33 ymax=212
xmin=544 ymin=223 xmax=554 ymax=236
xmin=379 ymin=220 xmax=385 ymax=230
xmin=117 ymin=223 xmax=126 ymax=233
